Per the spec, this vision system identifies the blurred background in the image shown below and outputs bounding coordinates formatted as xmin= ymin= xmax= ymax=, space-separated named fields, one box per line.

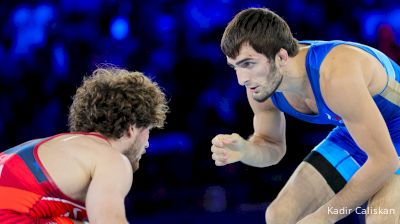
xmin=1 ymin=0 xmax=400 ymax=223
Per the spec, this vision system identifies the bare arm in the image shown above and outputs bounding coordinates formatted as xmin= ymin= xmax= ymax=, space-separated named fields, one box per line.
xmin=211 ymin=89 xmax=286 ymax=168
xmin=86 ymin=147 xmax=133 ymax=224
xmin=242 ymin=89 xmax=287 ymax=167
xmin=312 ymin=51 xmax=398 ymax=222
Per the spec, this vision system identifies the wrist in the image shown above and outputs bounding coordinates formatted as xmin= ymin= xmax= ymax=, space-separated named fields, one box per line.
xmin=238 ymin=140 xmax=249 ymax=162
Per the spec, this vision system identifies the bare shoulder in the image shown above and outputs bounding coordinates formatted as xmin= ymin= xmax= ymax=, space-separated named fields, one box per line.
xmin=63 ymin=134 xmax=131 ymax=174
xmin=52 ymin=134 xmax=115 ymax=169
xmin=321 ymin=44 xmax=370 ymax=79
xmin=65 ymin=134 xmax=133 ymax=195
xmin=38 ymin=134 xmax=132 ymax=201
xmin=319 ymin=44 xmax=386 ymax=97
xmin=39 ymin=134 xmax=113 ymax=173
xmin=42 ymin=134 xmax=131 ymax=177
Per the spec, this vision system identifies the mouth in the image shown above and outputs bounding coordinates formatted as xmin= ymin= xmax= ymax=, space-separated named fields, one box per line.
xmin=249 ymin=86 xmax=259 ymax=93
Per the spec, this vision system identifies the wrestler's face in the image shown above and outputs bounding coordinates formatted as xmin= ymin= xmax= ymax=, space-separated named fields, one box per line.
xmin=227 ymin=44 xmax=283 ymax=102
xmin=124 ymin=127 xmax=150 ymax=172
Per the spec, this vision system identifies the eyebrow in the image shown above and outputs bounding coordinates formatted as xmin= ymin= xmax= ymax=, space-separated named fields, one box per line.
xmin=227 ymin=58 xmax=253 ymax=68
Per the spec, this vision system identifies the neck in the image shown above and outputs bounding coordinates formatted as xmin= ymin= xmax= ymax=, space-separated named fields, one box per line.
xmin=108 ymin=137 xmax=128 ymax=153
xmin=278 ymin=44 xmax=309 ymax=96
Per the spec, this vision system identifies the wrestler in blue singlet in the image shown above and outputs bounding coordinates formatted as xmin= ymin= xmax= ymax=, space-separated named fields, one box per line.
xmin=270 ymin=40 xmax=400 ymax=192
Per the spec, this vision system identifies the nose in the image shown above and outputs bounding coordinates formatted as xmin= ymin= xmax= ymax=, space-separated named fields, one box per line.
xmin=236 ymin=69 xmax=249 ymax=86
xmin=145 ymin=141 xmax=149 ymax=149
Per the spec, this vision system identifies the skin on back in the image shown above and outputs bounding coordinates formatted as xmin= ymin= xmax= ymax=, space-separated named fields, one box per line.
xmin=38 ymin=134 xmax=108 ymax=202
xmin=38 ymin=133 xmax=133 ymax=223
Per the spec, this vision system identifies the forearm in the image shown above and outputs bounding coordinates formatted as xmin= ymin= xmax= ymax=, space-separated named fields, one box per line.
xmin=315 ymin=158 xmax=397 ymax=222
xmin=89 ymin=216 xmax=129 ymax=224
xmin=241 ymin=134 xmax=286 ymax=167
xmin=88 ymin=205 xmax=129 ymax=224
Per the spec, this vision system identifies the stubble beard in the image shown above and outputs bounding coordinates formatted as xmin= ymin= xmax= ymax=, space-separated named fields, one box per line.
xmin=123 ymin=140 xmax=143 ymax=173
xmin=252 ymin=64 xmax=283 ymax=102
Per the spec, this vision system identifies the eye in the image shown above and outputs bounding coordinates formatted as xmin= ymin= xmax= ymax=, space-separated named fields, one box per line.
xmin=241 ymin=61 xmax=255 ymax=68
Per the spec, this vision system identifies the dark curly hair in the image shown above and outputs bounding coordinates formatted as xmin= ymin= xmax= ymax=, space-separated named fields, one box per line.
xmin=221 ymin=7 xmax=298 ymax=60
xmin=68 ymin=66 xmax=169 ymax=139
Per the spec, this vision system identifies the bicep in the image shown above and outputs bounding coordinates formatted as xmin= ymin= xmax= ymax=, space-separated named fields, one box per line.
xmin=247 ymin=90 xmax=286 ymax=144
xmin=86 ymin=152 xmax=132 ymax=223
xmin=322 ymin=63 xmax=396 ymax=159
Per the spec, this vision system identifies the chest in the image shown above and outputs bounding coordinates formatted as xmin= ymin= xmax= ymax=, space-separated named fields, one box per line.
xmin=283 ymin=92 xmax=318 ymax=115
xmin=274 ymin=92 xmax=345 ymax=125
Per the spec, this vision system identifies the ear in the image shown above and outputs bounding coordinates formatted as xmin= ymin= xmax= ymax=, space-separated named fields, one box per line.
xmin=127 ymin=125 xmax=137 ymax=138
xmin=275 ymin=48 xmax=289 ymax=66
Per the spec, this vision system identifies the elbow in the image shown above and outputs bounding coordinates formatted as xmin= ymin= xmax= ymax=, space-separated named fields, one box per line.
xmin=263 ymin=144 xmax=286 ymax=167
xmin=273 ymin=145 xmax=287 ymax=165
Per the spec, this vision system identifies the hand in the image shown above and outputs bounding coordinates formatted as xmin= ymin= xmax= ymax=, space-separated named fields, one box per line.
xmin=211 ymin=133 xmax=246 ymax=166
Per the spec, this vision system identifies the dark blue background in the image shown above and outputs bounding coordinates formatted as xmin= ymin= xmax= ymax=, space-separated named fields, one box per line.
xmin=1 ymin=0 xmax=400 ymax=223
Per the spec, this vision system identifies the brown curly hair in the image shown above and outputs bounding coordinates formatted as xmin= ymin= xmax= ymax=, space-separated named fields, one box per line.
xmin=68 ymin=66 xmax=169 ymax=139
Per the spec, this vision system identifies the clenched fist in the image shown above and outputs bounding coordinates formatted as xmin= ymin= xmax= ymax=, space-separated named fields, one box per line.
xmin=211 ymin=133 xmax=246 ymax=166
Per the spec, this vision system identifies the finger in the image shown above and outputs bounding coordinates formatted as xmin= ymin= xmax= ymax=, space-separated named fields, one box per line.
xmin=215 ymin=160 xmax=226 ymax=166
xmin=212 ymin=153 xmax=227 ymax=163
xmin=222 ymin=137 xmax=236 ymax=145
xmin=221 ymin=133 xmax=241 ymax=145
xmin=211 ymin=145 xmax=226 ymax=155
xmin=212 ymin=134 xmax=241 ymax=148
xmin=211 ymin=135 xmax=224 ymax=147
xmin=211 ymin=153 xmax=217 ymax=161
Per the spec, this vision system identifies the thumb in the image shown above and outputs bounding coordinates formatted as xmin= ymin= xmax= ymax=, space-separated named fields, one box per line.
xmin=222 ymin=137 xmax=237 ymax=145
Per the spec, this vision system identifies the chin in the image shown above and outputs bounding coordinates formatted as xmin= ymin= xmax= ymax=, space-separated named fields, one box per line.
xmin=253 ymin=77 xmax=283 ymax=102
xmin=131 ymin=163 xmax=139 ymax=173
xmin=253 ymin=92 xmax=272 ymax=102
